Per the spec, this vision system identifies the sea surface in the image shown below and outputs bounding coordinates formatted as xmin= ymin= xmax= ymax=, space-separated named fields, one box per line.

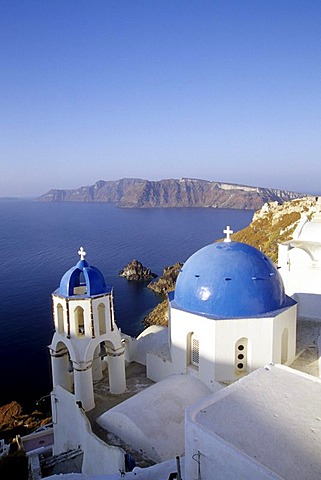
xmin=0 ymin=200 xmax=253 ymax=409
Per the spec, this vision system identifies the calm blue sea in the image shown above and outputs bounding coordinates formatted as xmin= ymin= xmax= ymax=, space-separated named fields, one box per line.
xmin=0 ymin=200 xmax=253 ymax=409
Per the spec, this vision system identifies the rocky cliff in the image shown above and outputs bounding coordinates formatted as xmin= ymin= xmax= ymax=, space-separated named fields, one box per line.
xmin=38 ymin=178 xmax=307 ymax=210
xmin=0 ymin=401 xmax=51 ymax=442
xmin=147 ymin=262 xmax=183 ymax=295
xmin=232 ymin=196 xmax=319 ymax=263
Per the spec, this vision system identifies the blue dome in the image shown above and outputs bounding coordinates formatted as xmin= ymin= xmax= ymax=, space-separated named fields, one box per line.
xmin=173 ymin=241 xmax=286 ymax=317
xmin=59 ymin=253 xmax=111 ymax=297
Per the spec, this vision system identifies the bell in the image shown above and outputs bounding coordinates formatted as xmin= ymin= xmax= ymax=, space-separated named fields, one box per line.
xmin=67 ymin=359 xmax=73 ymax=373
xmin=99 ymin=343 xmax=107 ymax=358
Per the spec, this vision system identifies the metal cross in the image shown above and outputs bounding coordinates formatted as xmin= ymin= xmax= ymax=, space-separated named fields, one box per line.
xmin=223 ymin=226 xmax=233 ymax=242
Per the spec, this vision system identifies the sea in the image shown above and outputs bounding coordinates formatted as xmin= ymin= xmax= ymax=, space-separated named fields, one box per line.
xmin=0 ymin=200 xmax=254 ymax=410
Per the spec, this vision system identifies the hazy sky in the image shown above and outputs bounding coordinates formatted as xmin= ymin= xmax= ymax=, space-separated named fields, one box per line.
xmin=1 ymin=0 xmax=321 ymax=196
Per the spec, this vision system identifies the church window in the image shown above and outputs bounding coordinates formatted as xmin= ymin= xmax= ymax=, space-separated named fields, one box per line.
xmin=57 ymin=304 xmax=64 ymax=334
xmin=187 ymin=332 xmax=200 ymax=369
xmin=235 ymin=338 xmax=248 ymax=374
xmin=98 ymin=303 xmax=106 ymax=335
xmin=191 ymin=335 xmax=200 ymax=367
xmin=74 ymin=306 xmax=85 ymax=337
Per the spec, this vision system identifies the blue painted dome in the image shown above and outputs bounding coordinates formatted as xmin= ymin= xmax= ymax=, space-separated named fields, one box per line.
xmin=59 ymin=248 xmax=111 ymax=297
xmin=173 ymin=241 xmax=286 ymax=317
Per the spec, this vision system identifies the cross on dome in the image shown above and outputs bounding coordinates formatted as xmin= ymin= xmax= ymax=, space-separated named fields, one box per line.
xmin=223 ymin=226 xmax=233 ymax=242
xmin=78 ymin=246 xmax=87 ymax=261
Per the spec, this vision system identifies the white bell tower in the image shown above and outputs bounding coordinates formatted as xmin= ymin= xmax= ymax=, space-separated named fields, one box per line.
xmin=49 ymin=247 xmax=126 ymax=412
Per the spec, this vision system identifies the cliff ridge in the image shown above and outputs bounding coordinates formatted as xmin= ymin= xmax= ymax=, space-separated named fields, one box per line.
xmin=38 ymin=178 xmax=307 ymax=210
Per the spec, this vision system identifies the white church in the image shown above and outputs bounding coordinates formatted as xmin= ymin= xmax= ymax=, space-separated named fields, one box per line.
xmin=39 ymin=200 xmax=321 ymax=479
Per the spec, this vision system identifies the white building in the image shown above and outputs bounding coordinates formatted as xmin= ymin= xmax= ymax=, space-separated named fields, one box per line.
xmin=43 ymin=219 xmax=321 ymax=480
xmin=141 ymin=235 xmax=297 ymax=388
xmin=50 ymin=246 xmax=126 ymax=412
xmin=185 ymin=364 xmax=321 ymax=480
xmin=278 ymin=199 xmax=321 ymax=320
xmin=49 ymin=248 xmax=128 ymax=474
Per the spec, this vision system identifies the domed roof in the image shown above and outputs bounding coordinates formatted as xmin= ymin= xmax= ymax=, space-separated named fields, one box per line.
xmin=173 ymin=240 xmax=286 ymax=318
xmin=58 ymin=247 xmax=111 ymax=297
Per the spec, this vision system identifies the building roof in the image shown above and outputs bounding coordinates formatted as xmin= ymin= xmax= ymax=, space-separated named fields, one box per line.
xmin=173 ymin=241 xmax=286 ymax=317
xmin=97 ymin=374 xmax=218 ymax=463
xmin=188 ymin=364 xmax=321 ymax=480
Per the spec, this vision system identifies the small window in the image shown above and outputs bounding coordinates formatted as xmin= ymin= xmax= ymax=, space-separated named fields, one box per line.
xmin=191 ymin=336 xmax=200 ymax=367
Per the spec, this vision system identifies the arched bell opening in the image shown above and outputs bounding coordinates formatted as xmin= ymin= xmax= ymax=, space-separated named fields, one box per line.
xmin=51 ymin=341 xmax=74 ymax=394
xmin=74 ymin=306 xmax=85 ymax=337
xmin=98 ymin=303 xmax=107 ymax=335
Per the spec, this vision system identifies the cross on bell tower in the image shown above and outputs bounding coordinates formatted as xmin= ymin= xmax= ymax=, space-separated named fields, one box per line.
xmin=78 ymin=246 xmax=86 ymax=261
xmin=223 ymin=225 xmax=233 ymax=242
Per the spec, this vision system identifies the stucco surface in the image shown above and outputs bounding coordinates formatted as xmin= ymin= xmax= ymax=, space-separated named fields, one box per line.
xmin=192 ymin=364 xmax=321 ymax=480
xmin=97 ymin=374 xmax=215 ymax=462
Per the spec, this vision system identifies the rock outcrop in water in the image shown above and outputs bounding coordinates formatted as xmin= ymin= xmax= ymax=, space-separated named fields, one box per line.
xmin=147 ymin=262 xmax=183 ymax=294
xmin=37 ymin=178 xmax=307 ymax=210
xmin=119 ymin=259 xmax=156 ymax=281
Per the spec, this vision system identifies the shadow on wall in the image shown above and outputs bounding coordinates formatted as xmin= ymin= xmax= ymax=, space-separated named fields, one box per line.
xmin=292 ymin=292 xmax=321 ymax=320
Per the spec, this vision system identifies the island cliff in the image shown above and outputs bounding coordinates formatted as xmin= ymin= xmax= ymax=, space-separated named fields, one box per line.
xmin=38 ymin=178 xmax=306 ymax=210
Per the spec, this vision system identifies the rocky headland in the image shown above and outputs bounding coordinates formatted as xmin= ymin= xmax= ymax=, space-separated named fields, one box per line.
xmin=37 ymin=177 xmax=307 ymax=210
xmin=141 ymin=263 xmax=182 ymax=327
xmin=231 ymin=196 xmax=319 ymax=263
xmin=147 ymin=262 xmax=183 ymax=295
xmin=144 ymin=300 xmax=169 ymax=328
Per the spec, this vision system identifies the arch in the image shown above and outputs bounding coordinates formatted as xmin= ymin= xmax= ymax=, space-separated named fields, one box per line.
xmin=50 ymin=340 xmax=73 ymax=393
xmin=74 ymin=306 xmax=85 ymax=337
xmin=235 ymin=337 xmax=248 ymax=374
xmin=54 ymin=340 xmax=69 ymax=355
xmin=104 ymin=339 xmax=126 ymax=394
xmin=288 ymin=247 xmax=314 ymax=269
xmin=73 ymin=271 xmax=87 ymax=295
xmin=57 ymin=303 xmax=64 ymax=334
xmin=281 ymin=328 xmax=288 ymax=364
xmin=98 ymin=303 xmax=106 ymax=335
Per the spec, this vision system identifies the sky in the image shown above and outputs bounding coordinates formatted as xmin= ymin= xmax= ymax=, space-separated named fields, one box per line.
xmin=1 ymin=0 xmax=321 ymax=197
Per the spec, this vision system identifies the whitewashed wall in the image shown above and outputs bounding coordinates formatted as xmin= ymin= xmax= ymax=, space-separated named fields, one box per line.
xmin=185 ymin=399 xmax=280 ymax=480
xmin=52 ymin=386 xmax=125 ymax=475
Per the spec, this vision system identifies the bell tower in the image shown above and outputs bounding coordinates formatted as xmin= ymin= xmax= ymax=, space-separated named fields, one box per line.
xmin=49 ymin=248 xmax=126 ymax=411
